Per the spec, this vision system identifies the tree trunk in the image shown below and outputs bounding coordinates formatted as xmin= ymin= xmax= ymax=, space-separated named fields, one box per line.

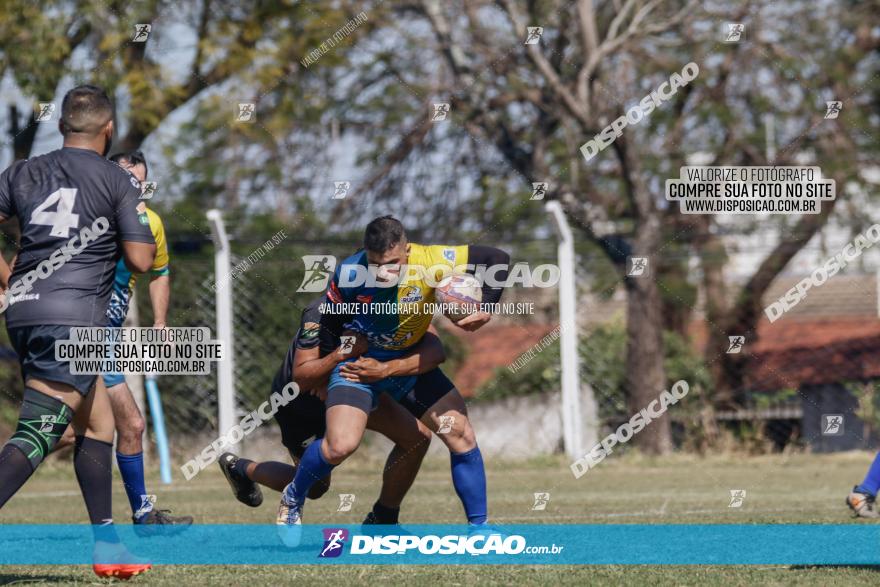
xmin=697 ymin=223 xmax=740 ymax=409
xmin=10 ymin=105 xmax=39 ymax=161
xmin=693 ymin=222 xmax=726 ymax=443
xmin=624 ymin=216 xmax=672 ymax=455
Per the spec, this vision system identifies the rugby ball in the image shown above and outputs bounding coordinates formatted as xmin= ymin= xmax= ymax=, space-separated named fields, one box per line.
xmin=435 ymin=273 xmax=482 ymax=322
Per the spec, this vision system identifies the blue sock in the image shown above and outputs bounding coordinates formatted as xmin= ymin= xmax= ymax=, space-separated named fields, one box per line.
xmin=856 ymin=452 xmax=880 ymax=496
xmin=450 ymin=446 xmax=488 ymax=525
xmin=286 ymin=440 xmax=335 ymax=505
xmin=116 ymin=452 xmax=149 ymax=521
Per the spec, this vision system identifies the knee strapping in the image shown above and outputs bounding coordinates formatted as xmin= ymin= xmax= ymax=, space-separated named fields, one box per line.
xmin=325 ymin=386 xmax=373 ymax=414
xmin=8 ymin=388 xmax=73 ymax=470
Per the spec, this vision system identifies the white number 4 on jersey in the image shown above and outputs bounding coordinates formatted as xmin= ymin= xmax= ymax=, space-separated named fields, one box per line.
xmin=31 ymin=188 xmax=80 ymax=237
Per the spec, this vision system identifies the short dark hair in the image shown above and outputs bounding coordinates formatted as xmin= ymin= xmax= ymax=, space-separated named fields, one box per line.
xmin=60 ymin=85 xmax=113 ymax=136
xmin=364 ymin=215 xmax=406 ymax=253
xmin=110 ymin=150 xmax=148 ymax=177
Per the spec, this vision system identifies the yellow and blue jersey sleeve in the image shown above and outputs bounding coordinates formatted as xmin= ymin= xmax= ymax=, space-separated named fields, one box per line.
xmin=325 ymin=244 xmax=471 ymax=353
xmin=146 ymin=208 xmax=170 ymax=277
xmin=106 ymin=207 xmax=170 ymax=327
xmin=405 ymin=244 xmax=469 ymax=281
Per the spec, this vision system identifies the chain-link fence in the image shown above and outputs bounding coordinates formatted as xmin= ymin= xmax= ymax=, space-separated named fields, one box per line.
xmin=123 ymin=229 xmax=880 ymax=462
xmin=143 ymin=241 xmax=356 ymax=454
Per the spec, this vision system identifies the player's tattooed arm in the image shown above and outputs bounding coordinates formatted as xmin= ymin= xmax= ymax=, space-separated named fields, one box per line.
xmin=340 ymin=327 xmax=445 ymax=383
xmin=292 ymin=345 xmax=336 ymax=393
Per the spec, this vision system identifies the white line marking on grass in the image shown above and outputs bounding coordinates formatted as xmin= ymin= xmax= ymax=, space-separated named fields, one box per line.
xmin=17 ymin=484 xmax=206 ymax=499
xmin=658 ymin=497 xmax=670 ymax=516
xmin=495 ymin=505 xmax=843 ymax=522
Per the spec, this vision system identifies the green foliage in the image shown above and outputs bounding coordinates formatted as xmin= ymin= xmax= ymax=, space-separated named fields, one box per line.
xmin=662 ymin=328 xmax=712 ymax=403
xmin=753 ymin=387 xmax=800 ymax=410
xmin=579 ymin=322 xmax=627 ymax=419
xmin=474 ymin=321 xmax=711 ymax=422
xmin=474 ymin=336 xmax=561 ymax=404
xmin=849 ymin=381 xmax=880 ymax=439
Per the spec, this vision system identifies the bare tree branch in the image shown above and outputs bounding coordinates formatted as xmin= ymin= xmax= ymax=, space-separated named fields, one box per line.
xmin=499 ymin=0 xmax=589 ymax=126
xmin=574 ymin=0 xmax=602 ymax=105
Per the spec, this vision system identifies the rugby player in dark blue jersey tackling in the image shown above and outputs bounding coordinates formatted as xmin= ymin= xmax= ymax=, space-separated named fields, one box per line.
xmin=219 ymin=296 xmax=446 ymax=528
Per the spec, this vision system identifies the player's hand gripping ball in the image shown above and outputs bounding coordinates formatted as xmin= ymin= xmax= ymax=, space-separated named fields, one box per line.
xmin=435 ymin=273 xmax=483 ymax=323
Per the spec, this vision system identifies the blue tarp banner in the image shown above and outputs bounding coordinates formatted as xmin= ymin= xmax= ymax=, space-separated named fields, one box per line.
xmin=1 ymin=524 xmax=879 ymax=565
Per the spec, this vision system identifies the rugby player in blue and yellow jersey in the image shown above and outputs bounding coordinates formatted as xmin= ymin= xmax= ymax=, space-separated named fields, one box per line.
xmin=278 ymin=215 xmax=509 ymax=543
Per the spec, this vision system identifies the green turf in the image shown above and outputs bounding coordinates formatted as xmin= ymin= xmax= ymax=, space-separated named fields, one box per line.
xmin=1 ymin=450 xmax=878 ymax=585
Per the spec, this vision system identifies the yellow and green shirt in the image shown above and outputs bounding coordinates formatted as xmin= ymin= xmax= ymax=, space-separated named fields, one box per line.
xmin=326 ymin=243 xmax=468 ymax=357
xmin=105 ymin=206 xmax=169 ymax=326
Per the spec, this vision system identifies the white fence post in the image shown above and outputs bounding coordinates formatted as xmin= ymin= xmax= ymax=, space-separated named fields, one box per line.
xmin=206 ymin=210 xmax=236 ymax=436
xmin=546 ymin=201 xmax=589 ymax=460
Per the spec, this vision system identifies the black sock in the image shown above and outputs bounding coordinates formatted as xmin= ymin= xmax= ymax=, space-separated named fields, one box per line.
xmin=233 ymin=457 xmax=254 ymax=480
xmin=0 ymin=444 xmax=36 ymax=509
xmin=74 ymin=436 xmax=119 ymax=543
xmin=372 ymin=501 xmax=400 ymax=524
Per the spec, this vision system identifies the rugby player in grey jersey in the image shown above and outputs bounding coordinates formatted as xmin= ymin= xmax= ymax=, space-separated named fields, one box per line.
xmin=0 ymin=85 xmax=156 ymax=579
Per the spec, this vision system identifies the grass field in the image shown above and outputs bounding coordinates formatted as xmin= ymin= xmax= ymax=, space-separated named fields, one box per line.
xmin=1 ymin=449 xmax=879 ymax=585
